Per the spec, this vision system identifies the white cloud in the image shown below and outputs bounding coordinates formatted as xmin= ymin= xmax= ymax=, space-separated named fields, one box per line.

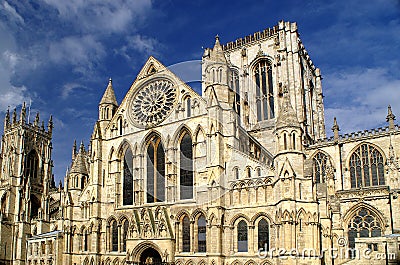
xmin=49 ymin=35 xmax=105 ymax=73
xmin=42 ymin=0 xmax=152 ymax=34
xmin=2 ymin=1 xmax=24 ymax=24
xmin=324 ymin=67 xmax=400 ymax=134
xmin=61 ymin=83 xmax=84 ymax=99
xmin=0 ymin=27 xmax=30 ymax=112
xmin=116 ymin=34 xmax=160 ymax=61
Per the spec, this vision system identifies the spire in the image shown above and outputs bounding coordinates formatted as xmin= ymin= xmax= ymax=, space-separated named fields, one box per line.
xmin=387 ymin=105 xmax=396 ymax=131
xmin=332 ymin=117 xmax=340 ymax=142
xmin=99 ymin=78 xmax=118 ymax=106
xmin=20 ymin=102 xmax=26 ymax=124
xmin=70 ymin=141 xmax=89 ymax=177
xmin=276 ymin=89 xmax=299 ymax=129
xmin=72 ymin=139 xmax=77 ymax=160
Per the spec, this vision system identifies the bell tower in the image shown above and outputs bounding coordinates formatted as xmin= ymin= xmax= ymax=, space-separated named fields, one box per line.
xmin=0 ymin=103 xmax=54 ymax=265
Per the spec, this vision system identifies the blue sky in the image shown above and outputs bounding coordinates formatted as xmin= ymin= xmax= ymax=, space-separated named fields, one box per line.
xmin=0 ymin=0 xmax=399 ymax=183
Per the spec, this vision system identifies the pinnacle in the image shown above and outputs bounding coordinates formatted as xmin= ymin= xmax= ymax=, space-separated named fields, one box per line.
xmin=99 ymin=78 xmax=118 ymax=106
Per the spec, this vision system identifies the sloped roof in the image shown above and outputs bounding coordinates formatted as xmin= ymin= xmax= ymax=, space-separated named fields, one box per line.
xmin=99 ymin=78 xmax=118 ymax=106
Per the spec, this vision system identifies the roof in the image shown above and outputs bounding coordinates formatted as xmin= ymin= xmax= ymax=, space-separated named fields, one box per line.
xmin=99 ymin=78 xmax=118 ymax=106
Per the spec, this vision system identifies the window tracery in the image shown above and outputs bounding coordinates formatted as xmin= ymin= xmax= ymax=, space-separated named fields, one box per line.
xmin=349 ymin=144 xmax=384 ymax=188
xmin=254 ymin=60 xmax=274 ymax=121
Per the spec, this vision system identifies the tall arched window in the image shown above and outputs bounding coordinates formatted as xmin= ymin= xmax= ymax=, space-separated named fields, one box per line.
xmin=111 ymin=220 xmax=118 ymax=252
xmin=349 ymin=144 xmax=384 ymax=188
xmin=254 ymin=60 xmax=274 ymax=121
xmin=237 ymin=220 xmax=248 ymax=252
xmin=25 ymin=150 xmax=39 ymax=179
xmin=197 ymin=215 xmax=206 ymax=252
xmin=122 ymin=220 xmax=129 ymax=252
xmin=180 ymin=133 xmax=193 ymax=200
xmin=231 ymin=70 xmax=240 ymax=116
xmin=348 ymin=208 xmax=382 ymax=258
xmin=147 ymin=136 xmax=165 ymax=203
xmin=182 ymin=216 xmax=190 ymax=252
xmin=123 ymin=147 xmax=134 ymax=205
xmin=258 ymin=219 xmax=269 ymax=251
xmin=118 ymin=117 xmax=123 ymax=135
xmin=83 ymin=229 xmax=89 ymax=251
xmin=186 ymin=97 xmax=191 ymax=117
xmin=313 ymin=152 xmax=329 ymax=183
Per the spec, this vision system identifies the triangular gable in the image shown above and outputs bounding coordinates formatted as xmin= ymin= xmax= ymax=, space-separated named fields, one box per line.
xmin=136 ymin=56 xmax=166 ymax=80
xmin=278 ymin=157 xmax=296 ymax=178
xmin=103 ymin=56 xmax=207 ymax=132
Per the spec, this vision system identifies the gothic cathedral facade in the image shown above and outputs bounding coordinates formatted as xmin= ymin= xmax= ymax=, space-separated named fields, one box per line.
xmin=1 ymin=21 xmax=399 ymax=265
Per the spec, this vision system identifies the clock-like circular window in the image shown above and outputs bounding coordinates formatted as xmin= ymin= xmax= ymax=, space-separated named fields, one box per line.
xmin=129 ymin=79 xmax=176 ymax=128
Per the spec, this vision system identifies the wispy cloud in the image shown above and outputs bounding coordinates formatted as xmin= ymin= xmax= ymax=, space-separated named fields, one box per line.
xmin=42 ymin=0 xmax=152 ymax=34
xmin=1 ymin=1 xmax=24 ymax=24
xmin=49 ymin=35 xmax=105 ymax=74
xmin=116 ymin=34 xmax=160 ymax=62
xmin=324 ymin=67 xmax=400 ymax=134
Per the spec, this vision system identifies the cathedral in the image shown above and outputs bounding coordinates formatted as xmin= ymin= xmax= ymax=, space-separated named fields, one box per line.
xmin=0 ymin=20 xmax=399 ymax=265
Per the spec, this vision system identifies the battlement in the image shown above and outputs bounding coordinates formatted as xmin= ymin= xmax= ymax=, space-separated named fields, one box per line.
xmin=310 ymin=124 xmax=399 ymax=147
xmin=222 ymin=24 xmax=280 ymax=51
xmin=3 ymin=103 xmax=53 ymax=137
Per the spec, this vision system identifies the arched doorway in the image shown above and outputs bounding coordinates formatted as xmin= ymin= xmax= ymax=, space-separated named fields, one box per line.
xmin=140 ymin=247 xmax=162 ymax=265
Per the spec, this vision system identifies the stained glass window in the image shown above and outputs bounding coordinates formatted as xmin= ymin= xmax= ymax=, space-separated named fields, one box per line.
xmin=258 ymin=219 xmax=269 ymax=251
xmin=313 ymin=152 xmax=329 ymax=183
xmin=237 ymin=220 xmax=248 ymax=252
xmin=111 ymin=221 xmax=118 ymax=252
xmin=123 ymin=148 xmax=133 ymax=205
xmin=254 ymin=60 xmax=274 ymax=121
xmin=147 ymin=136 xmax=165 ymax=203
xmin=347 ymin=208 xmax=382 ymax=258
xmin=182 ymin=216 xmax=190 ymax=252
xmin=349 ymin=144 xmax=384 ymax=188
xmin=198 ymin=215 xmax=206 ymax=252
xmin=180 ymin=133 xmax=193 ymax=200
xmin=122 ymin=220 xmax=129 ymax=252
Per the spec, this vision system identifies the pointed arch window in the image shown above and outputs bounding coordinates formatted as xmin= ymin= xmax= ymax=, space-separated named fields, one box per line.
xmin=182 ymin=216 xmax=190 ymax=252
xmin=231 ymin=69 xmax=240 ymax=115
xmin=349 ymin=144 xmax=384 ymax=188
xmin=237 ymin=220 xmax=248 ymax=252
xmin=197 ymin=215 xmax=206 ymax=252
xmin=180 ymin=132 xmax=193 ymax=200
xmin=185 ymin=97 xmax=191 ymax=117
xmin=254 ymin=60 xmax=274 ymax=121
xmin=111 ymin=220 xmax=118 ymax=252
xmin=122 ymin=220 xmax=129 ymax=252
xmin=313 ymin=152 xmax=329 ymax=183
xmin=25 ymin=150 xmax=39 ymax=180
xmin=83 ymin=229 xmax=89 ymax=251
xmin=123 ymin=147 xmax=134 ymax=205
xmin=258 ymin=219 xmax=269 ymax=251
xmin=147 ymin=136 xmax=165 ymax=203
xmin=347 ymin=208 xmax=382 ymax=258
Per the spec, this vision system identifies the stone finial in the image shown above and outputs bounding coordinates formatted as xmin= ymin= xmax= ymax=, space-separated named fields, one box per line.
xmin=34 ymin=112 xmax=40 ymax=126
xmin=386 ymin=105 xmax=396 ymax=130
xmin=4 ymin=107 xmax=10 ymax=129
xmin=332 ymin=117 xmax=340 ymax=142
xmin=20 ymin=102 xmax=26 ymax=124
xmin=213 ymin=34 xmax=222 ymax=51
xmin=72 ymin=139 xmax=77 ymax=160
xmin=12 ymin=108 xmax=17 ymax=124
xmin=79 ymin=141 xmax=85 ymax=153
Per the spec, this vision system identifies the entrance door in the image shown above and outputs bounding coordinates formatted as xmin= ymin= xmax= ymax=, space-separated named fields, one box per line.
xmin=140 ymin=247 xmax=162 ymax=265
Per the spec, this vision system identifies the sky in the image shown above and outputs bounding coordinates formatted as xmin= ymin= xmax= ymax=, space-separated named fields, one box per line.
xmin=0 ymin=0 xmax=399 ymax=183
